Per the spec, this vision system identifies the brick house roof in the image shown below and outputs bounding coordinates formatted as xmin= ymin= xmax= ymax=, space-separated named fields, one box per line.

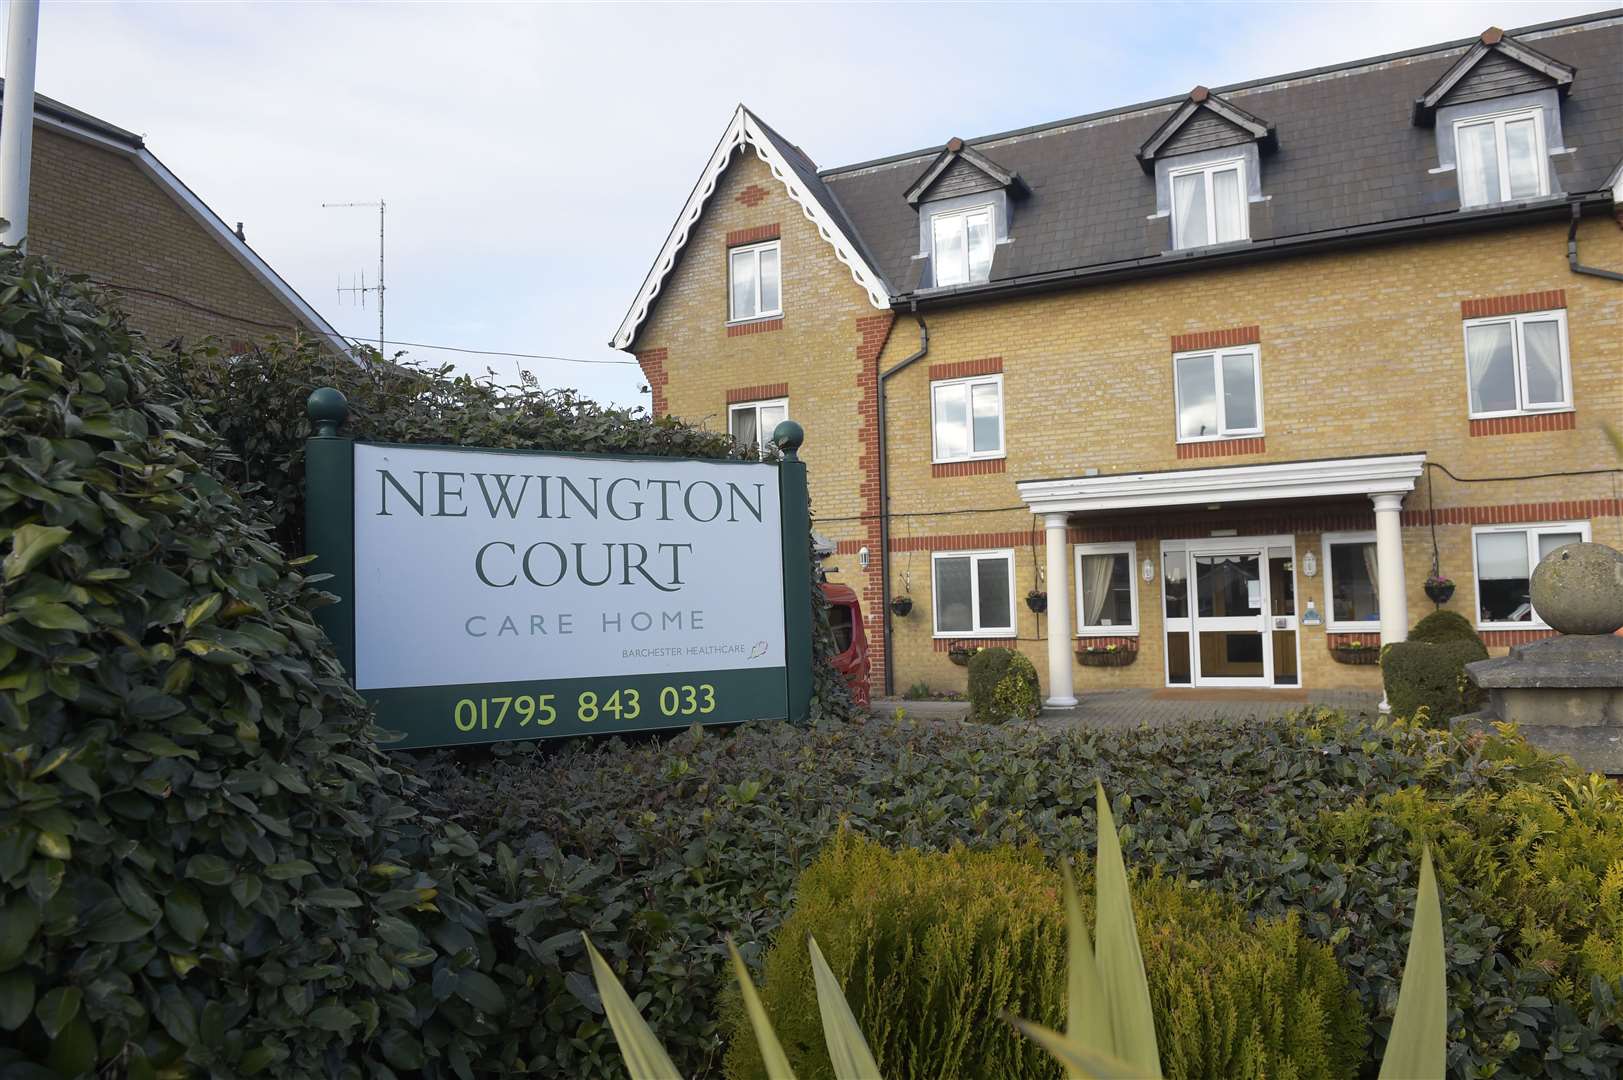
xmin=815 ymin=11 xmax=1622 ymax=301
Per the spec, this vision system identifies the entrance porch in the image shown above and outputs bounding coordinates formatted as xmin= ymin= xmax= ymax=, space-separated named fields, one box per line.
xmin=1016 ymin=454 xmax=1427 ymax=710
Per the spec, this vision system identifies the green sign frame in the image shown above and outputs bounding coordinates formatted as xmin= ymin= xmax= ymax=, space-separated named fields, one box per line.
xmin=302 ymin=387 xmax=812 ymax=750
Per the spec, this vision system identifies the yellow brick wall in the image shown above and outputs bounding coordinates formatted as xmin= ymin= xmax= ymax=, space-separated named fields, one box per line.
xmin=26 ymin=126 xmax=323 ymax=347
xmin=630 ymin=149 xmax=1623 ymax=700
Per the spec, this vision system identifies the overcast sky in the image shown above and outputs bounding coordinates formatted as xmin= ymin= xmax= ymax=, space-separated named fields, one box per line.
xmin=21 ymin=0 xmax=1617 ymax=408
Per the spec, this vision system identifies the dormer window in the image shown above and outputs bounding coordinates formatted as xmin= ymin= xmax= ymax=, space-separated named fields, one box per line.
xmin=1170 ymin=159 xmax=1248 ymax=249
xmin=1455 ymin=107 xmax=1547 ymax=207
xmin=728 ymin=240 xmax=781 ymax=322
xmin=930 ymin=205 xmax=994 ymax=287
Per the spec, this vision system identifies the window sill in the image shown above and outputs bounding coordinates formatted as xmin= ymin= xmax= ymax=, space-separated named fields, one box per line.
xmin=933 ymin=631 xmax=1017 ymax=641
xmin=1325 ymin=622 xmax=1382 ymax=635
xmin=1467 ymin=406 xmax=1573 ymax=421
xmin=1076 ymin=627 xmax=1138 ymax=638
xmin=931 ymin=452 xmax=1006 ymax=465
xmin=1475 ymin=622 xmax=1552 ymax=634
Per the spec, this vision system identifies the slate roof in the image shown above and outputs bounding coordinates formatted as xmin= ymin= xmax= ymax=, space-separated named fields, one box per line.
xmin=816 ymin=11 xmax=1623 ymax=301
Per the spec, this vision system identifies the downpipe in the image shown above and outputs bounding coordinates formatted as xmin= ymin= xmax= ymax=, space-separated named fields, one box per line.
xmin=1567 ymin=201 xmax=1623 ymax=283
xmin=876 ymin=310 xmax=928 ymax=698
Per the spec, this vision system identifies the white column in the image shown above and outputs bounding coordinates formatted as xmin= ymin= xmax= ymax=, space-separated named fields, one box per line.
xmin=1372 ymin=492 xmax=1409 ymax=714
xmin=0 ymin=1 xmax=40 ymax=249
xmin=1043 ymin=512 xmax=1077 ymax=709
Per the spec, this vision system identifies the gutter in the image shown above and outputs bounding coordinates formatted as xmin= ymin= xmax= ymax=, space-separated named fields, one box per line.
xmin=1568 ymin=200 xmax=1623 ymax=282
xmin=898 ymin=195 xmax=1613 ymax=310
xmin=875 ymin=309 xmax=928 ymax=698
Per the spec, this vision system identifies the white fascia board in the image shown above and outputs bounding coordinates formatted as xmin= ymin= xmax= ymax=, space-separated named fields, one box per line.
xmin=1016 ymin=454 xmax=1426 ymax=515
xmin=610 ymin=106 xmax=890 ymax=351
xmin=136 ymin=150 xmax=356 ymax=360
xmin=31 ymin=112 xmax=356 ymax=362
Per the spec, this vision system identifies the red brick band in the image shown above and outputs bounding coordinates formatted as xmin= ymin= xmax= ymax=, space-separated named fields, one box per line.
xmin=932 ymin=637 xmax=1020 ymax=652
xmin=1401 ymin=498 xmax=1622 ymax=526
xmin=928 ymin=356 xmax=1004 ymax=381
xmin=1171 ymin=325 xmax=1260 ymax=352
xmin=726 ymin=223 xmax=780 ymax=247
xmin=634 ymin=347 xmax=668 ymax=418
xmin=1076 ymin=635 xmax=1139 ymax=651
xmin=1326 ymin=632 xmax=1381 ymax=648
xmin=1176 ymin=436 xmax=1266 ymax=459
xmin=1460 ymin=289 xmax=1565 ymax=319
xmin=726 ymin=382 xmax=788 ymax=405
xmin=932 ymin=458 xmax=1007 ymax=478
xmin=735 ymin=185 xmax=769 ymax=208
xmin=726 ymin=317 xmax=783 ymax=337
xmin=1480 ymin=628 xmax=1559 ymax=647
xmin=1468 ymin=411 xmax=1576 ymax=437
xmin=893 ymin=530 xmax=1040 ymax=553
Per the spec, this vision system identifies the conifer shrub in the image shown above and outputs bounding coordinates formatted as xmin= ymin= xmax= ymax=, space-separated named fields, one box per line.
xmin=1380 ymin=639 xmax=1488 ymax=724
xmin=723 ymin=832 xmax=1364 ymax=1080
xmin=1410 ymin=609 xmax=1481 ymax=645
xmin=966 ymin=646 xmax=1041 ymax=723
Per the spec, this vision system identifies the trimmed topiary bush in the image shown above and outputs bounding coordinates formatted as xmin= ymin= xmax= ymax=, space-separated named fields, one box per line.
xmin=723 ymin=831 xmax=1364 ymax=1080
xmin=1380 ymin=639 xmax=1489 ymax=723
xmin=1410 ymin=609 xmax=1482 ymax=645
xmin=966 ymin=646 xmax=1041 ymax=723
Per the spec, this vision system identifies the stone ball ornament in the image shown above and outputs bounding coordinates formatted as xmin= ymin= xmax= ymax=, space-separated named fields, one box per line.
xmin=1529 ymin=541 xmax=1623 ymax=636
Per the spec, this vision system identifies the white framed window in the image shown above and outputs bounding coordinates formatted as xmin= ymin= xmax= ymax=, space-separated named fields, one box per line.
xmin=930 ymin=374 xmax=1004 ymax=463
xmin=728 ymin=240 xmax=781 ymax=322
xmin=1169 ymin=158 xmax=1248 ymax=249
xmin=1462 ymin=309 xmax=1571 ymax=418
xmin=1471 ymin=521 xmax=1590 ymax=629
xmin=728 ymin=398 xmax=788 ymax=450
xmin=930 ymin=205 xmax=994 ymax=287
xmin=1173 ymin=344 xmax=1263 ymax=442
xmin=1322 ymin=532 xmax=1380 ymax=631
xmin=1074 ymin=542 xmax=1139 ymax=635
xmin=1454 ymin=107 xmax=1548 ymax=208
xmin=932 ymin=549 xmax=1015 ymax=637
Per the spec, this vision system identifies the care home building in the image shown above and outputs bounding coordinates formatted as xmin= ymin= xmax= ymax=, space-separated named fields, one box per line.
xmin=612 ymin=13 xmax=1623 ymax=707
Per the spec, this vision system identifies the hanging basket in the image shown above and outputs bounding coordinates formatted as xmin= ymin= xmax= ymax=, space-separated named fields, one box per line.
xmin=947 ymin=646 xmax=975 ymax=667
xmin=1423 ymin=579 xmax=1455 ymax=606
xmin=1025 ymin=591 xmax=1048 ymax=614
xmin=890 ymin=596 xmax=914 ymax=617
xmin=1330 ymin=645 xmax=1380 ymax=666
xmin=1077 ymin=647 xmax=1136 ymax=667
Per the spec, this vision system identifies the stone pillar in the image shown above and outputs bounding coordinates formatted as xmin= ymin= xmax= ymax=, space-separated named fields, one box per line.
xmin=1043 ymin=512 xmax=1077 ymax=709
xmin=1372 ymin=492 xmax=1409 ymax=714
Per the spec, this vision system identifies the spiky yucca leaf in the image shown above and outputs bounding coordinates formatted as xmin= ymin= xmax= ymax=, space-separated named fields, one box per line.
xmin=808 ymin=935 xmax=884 ymax=1080
xmin=1063 ymin=860 xmax=1111 ymax=1075
xmin=582 ymin=934 xmax=683 ymax=1080
xmin=727 ymin=937 xmax=797 ymax=1080
xmin=1378 ymin=847 xmax=1447 ymax=1080
xmin=1010 ymin=1018 xmax=1147 ymax=1080
xmin=1093 ymin=784 xmax=1162 ymax=1078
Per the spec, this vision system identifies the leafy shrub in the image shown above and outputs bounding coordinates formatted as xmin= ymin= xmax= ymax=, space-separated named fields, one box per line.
xmin=1410 ymin=610 xmax=1482 ymax=645
xmin=903 ymin=680 xmax=932 ymax=700
xmin=724 ymin=831 xmax=1363 ymax=1080
xmin=967 ymin=647 xmax=1040 ymax=723
xmin=423 ymin=710 xmax=1623 ymax=1079
xmin=0 ymin=252 xmax=516 ymax=1075
xmin=1381 ymin=639 xmax=1488 ymax=723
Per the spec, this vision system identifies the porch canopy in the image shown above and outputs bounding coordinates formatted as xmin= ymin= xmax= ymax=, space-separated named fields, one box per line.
xmin=1016 ymin=453 xmax=1427 ymax=707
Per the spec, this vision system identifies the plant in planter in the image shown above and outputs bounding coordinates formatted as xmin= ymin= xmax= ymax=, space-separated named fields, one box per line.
xmin=1025 ymin=590 xmax=1048 ymax=614
xmin=948 ymin=644 xmax=979 ymax=667
xmin=1077 ymin=641 xmax=1136 ymax=667
xmin=890 ymin=595 xmax=914 ymax=617
xmin=1423 ymin=575 xmax=1455 ymax=607
xmin=1329 ymin=639 xmax=1380 ymax=665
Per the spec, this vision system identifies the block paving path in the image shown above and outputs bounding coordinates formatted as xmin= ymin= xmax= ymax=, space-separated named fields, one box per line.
xmin=873 ymin=688 xmax=1384 ymax=729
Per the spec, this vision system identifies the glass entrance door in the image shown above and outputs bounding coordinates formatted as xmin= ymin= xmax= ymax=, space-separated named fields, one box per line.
xmin=1192 ymin=550 xmax=1269 ymax=685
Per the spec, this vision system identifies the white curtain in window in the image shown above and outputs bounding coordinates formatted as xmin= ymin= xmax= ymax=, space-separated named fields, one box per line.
xmin=730 ymin=252 xmax=757 ymax=319
xmin=1457 ymin=122 xmax=1499 ymax=206
xmin=933 ymin=384 xmax=968 ymax=459
xmin=1173 ymin=172 xmax=1206 ymax=248
xmin=1080 ymin=553 xmax=1116 ymax=626
xmin=1465 ymin=322 xmax=1515 ymax=413
xmin=966 ymin=211 xmax=993 ymax=284
xmin=1477 ymin=532 xmax=1528 ymax=580
xmin=1361 ymin=543 xmax=1379 ymax=615
xmin=1212 ymin=167 xmax=1244 ymax=243
xmin=730 ymin=408 xmax=758 ymax=447
xmin=1521 ymin=320 xmax=1563 ymax=405
xmin=932 ymin=214 xmax=967 ymax=286
xmin=758 ymin=248 xmax=780 ymax=313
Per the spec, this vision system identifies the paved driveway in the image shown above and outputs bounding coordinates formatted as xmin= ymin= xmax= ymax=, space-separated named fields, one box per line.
xmin=874 ymin=688 xmax=1384 ymax=728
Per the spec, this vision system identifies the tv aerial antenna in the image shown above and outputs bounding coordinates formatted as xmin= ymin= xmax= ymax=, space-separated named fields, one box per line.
xmin=322 ymin=199 xmax=385 ymax=356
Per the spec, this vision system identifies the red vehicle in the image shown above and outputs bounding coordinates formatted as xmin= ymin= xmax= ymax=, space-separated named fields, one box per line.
xmin=820 ymin=582 xmax=870 ymax=707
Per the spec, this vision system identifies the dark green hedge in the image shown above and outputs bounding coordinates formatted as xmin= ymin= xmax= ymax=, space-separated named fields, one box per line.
xmin=966 ymin=646 xmax=1040 ymax=723
xmin=422 ymin=710 xmax=1623 ymax=1079
xmin=1410 ymin=610 xmax=1481 ymax=645
xmin=1381 ymin=639 xmax=1488 ymax=724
